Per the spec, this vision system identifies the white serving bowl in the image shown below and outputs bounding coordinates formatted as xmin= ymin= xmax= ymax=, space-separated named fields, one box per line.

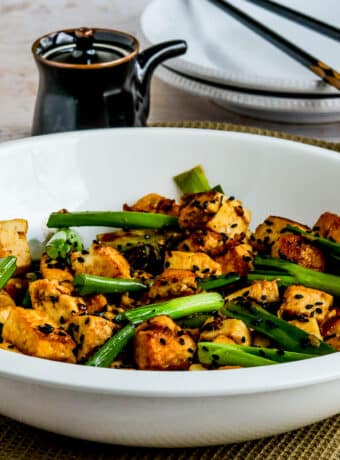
xmin=0 ymin=128 xmax=339 ymax=447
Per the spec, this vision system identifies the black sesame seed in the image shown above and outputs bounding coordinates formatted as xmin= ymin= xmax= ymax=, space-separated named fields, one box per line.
xmin=179 ymin=338 xmax=185 ymax=345
xmin=315 ymin=301 xmax=323 ymax=306
xmin=315 ymin=307 xmax=323 ymax=314
xmin=38 ymin=323 xmax=54 ymax=334
xmin=294 ymin=294 xmax=304 ymax=299
xmin=160 ymin=338 xmax=166 ymax=345
xmin=305 ymin=304 xmax=313 ymax=310
xmin=241 ymin=336 xmax=246 ymax=343
xmin=211 ymin=354 xmax=220 ymax=360
xmin=77 ymin=256 xmax=85 ymax=263
xmin=231 ymin=223 xmax=238 ymax=228
xmin=202 ymin=346 xmax=209 ymax=352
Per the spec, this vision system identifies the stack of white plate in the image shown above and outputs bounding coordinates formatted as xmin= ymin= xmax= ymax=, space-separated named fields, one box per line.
xmin=141 ymin=0 xmax=340 ymax=123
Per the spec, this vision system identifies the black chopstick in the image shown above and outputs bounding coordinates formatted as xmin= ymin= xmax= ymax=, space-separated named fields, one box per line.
xmin=207 ymin=0 xmax=340 ymax=91
xmin=245 ymin=0 xmax=340 ymax=42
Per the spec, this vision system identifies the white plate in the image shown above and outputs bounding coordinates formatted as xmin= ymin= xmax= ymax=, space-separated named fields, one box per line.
xmin=0 ymin=128 xmax=339 ymax=447
xmin=156 ymin=65 xmax=340 ymax=123
xmin=141 ymin=0 xmax=340 ymax=95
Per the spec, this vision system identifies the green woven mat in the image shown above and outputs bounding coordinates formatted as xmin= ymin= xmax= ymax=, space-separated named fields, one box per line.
xmin=1 ymin=121 xmax=340 ymax=460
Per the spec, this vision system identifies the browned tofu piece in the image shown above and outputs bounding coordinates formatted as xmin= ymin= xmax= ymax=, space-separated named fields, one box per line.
xmin=314 ymin=212 xmax=340 ymax=243
xmin=164 ymin=250 xmax=221 ymax=277
xmin=40 ymin=254 xmax=74 ymax=291
xmin=0 ymin=341 xmax=22 ymax=353
xmin=29 ymin=279 xmax=85 ymax=324
xmin=200 ymin=317 xmax=251 ymax=345
xmin=278 ymin=285 xmax=333 ymax=324
xmin=0 ymin=290 xmax=16 ymax=308
xmin=0 ymin=219 xmax=31 ymax=274
xmin=148 ymin=269 xmax=198 ymax=301
xmin=271 ymin=233 xmax=325 ymax=272
xmin=0 ymin=305 xmax=14 ymax=324
xmin=2 ymin=307 xmax=76 ymax=363
xmin=289 ymin=317 xmax=322 ymax=340
xmin=177 ymin=230 xmax=235 ymax=256
xmin=215 ymin=243 xmax=254 ymax=276
xmin=252 ymin=216 xmax=309 ymax=253
xmin=321 ymin=308 xmax=340 ymax=349
xmin=4 ymin=277 xmax=28 ymax=303
xmin=71 ymin=243 xmax=130 ymax=279
xmin=225 ymin=280 xmax=280 ymax=304
xmin=134 ymin=315 xmax=196 ymax=370
xmin=178 ymin=192 xmax=251 ymax=240
xmin=85 ymin=294 xmax=108 ymax=314
xmin=123 ymin=193 xmax=179 ymax=216
xmin=67 ymin=315 xmax=115 ymax=362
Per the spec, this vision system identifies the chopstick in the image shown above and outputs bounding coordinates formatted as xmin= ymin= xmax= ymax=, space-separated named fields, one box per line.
xmin=207 ymin=0 xmax=340 ymax=90
xmin=245 ymin=0 xmax=340 ymax=42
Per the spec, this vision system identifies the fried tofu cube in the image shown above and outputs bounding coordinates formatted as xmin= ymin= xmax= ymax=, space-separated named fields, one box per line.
xmin=0 ymin=305 xmax=14 ymax=324
xmin=200 ymin=317 xmax=251 ymax=345
xmin=71 ymin=243 xmax=130 ymax=279
xmin=0 ymin=341 xmax=22 ymax=353
xmin=164 ymin=250 xmax=221 ymax=277
xmin=271 ymin=233 xmax=325 ymax=272
xmin=40 ymin=254 xmax=74 ymax=291
xmin=177 ymin=230 xmax=233 ymax=256
xmin=2 ymin=307 xmax=76 ymax=363
xmin=134 ymin=315 xmax=196 ymax=370
xmin=148 ymin=269 xmax=198 ymax=301
xmin=67 ymin=315 xmax=115 ymax=362
xmin=252 ymin=216 xmax=309 ymax=253
xmin=225 ymin=280 xmax=280 ymax=304
xmin=314 ymin=212 xmax=340 ymax=243
xmin=289 ymin=317 xmax=322 ymax=340
xmin=4 ymin=277 xmax=28 ymax=303
xmin=29 ymin=279 xmax=85 ymax=324
xmin=321 ymin=308 xmax=340 ymax=350
xmin=278 ymin=285 xmax=333 ymax=324
xmin=178 ymin=192 xmax=251 ymax=239
xmin=123 ymin=193 xmax=179 ymax=216
xmin=0 ymin=219 xmax=31 ymax=274
xmin=0 ymin=291 xmax=16 ymax=308
xmin=215 ymin=243 xmax=254 ymax=276
xmin=85 ymin=294 xmax=108 ymax=315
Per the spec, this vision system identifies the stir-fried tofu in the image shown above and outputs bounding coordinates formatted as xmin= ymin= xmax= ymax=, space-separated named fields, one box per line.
xmin=314 ymin=212 xmax=340 ymax=243
xmin=164 ymin=250 xmax=221 ymax=277
xmin=0 ymin=290 xmax=16 ymax=308
xmin=134 ymin=315 xmax=196 ymax=370
xmin=271 ymin=233 xmax=325 ymax=272
xmin=252 ymin=216 xmax=309 ymax=253
xmin=71 ymin=243 xmax=130 ymax=279
xmin=29 ymin=279 xmax=85 ymax=324
xmin=148 ymin=269 xmax=198 ymax=301
xmin=0 ymin=305 xmax=14 ymax=324
xmin=289 ymin=317 xmax=322 ymax=340
xmin=2 ymin=307 xmax=76 ymax=363
xmin=200 ymin=317 xmax=251 ymax=345
xmin=67 ymin=315 xmax=115 ymax=362
xmin=0 ymin=219 xmax=31 ymax=274
xmin=215 ymin=243 xmax=254 ymax=276
xmin=225 ymin=280 xmax=280 ymax=304
xmin=40 ymin=254 xmax=74 ymax=291
xmin=278 ymin=285 xmax=333 ymax=324
xmin=321 ymin=308 xmax=340 ymax=350
xmin=85 ymin=294 xmax=108 ymax=315
xmin=177 ymin=230 xmax=233 ymax=256
xmin=123 ymin=193 xmax=179 ymax=216
xmin=4 ymin=277 xmax=28 ymax=303
xmin=178 ymin=191 xmax=251 ymax=239
xmin=0 ymin=341 xmax=22 ymax=353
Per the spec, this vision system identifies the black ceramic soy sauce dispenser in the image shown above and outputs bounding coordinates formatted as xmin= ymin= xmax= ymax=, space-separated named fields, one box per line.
xmin=31 ymin=28 xmax=187 ymax=135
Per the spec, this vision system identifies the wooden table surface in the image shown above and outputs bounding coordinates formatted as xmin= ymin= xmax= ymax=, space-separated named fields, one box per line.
xmin=1 ymin=0 xmax=340 ymax=142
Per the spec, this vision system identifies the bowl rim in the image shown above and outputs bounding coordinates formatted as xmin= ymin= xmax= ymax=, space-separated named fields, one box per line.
xmin=0 ymin=127 xmax=340 ymax=398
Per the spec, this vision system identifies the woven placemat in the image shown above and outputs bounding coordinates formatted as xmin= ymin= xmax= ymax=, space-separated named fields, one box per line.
xmin=0 ymin=121 xmax=339 ymax=460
